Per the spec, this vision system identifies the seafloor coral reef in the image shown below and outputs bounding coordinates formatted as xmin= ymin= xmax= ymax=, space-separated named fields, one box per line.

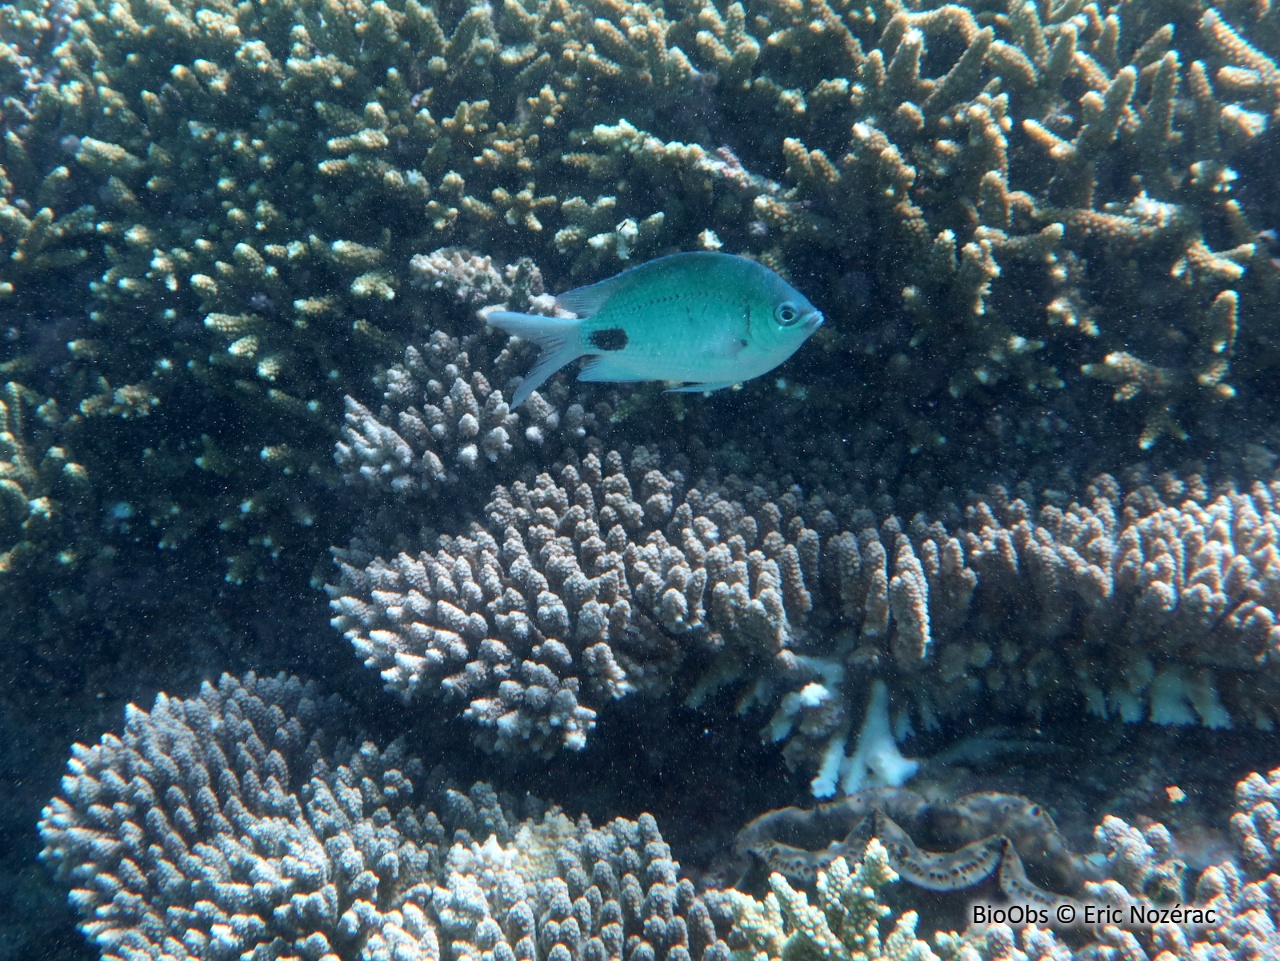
xmin=37 ymin=672 xmax=735 ymax=961
xmin=38 ymin=671 xmax=1280 ymax=961
xmin=8 ymin=0 xmax=1280 ymax=958
xmin=329 ymin=447 xmax=1280 ymax=791
xmin=3 ymin=0 xmax=1280 ymax=586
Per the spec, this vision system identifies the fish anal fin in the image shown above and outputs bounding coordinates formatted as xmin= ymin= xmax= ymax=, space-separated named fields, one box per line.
xmin=665 ymin=381 xmax=738 ymax=394
xmin=578 ymin=356 xmax=648 ymax=382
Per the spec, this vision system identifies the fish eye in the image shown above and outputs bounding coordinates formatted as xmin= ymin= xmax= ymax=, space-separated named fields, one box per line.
xmin=775 ymin=302 xmax=801 ymax=326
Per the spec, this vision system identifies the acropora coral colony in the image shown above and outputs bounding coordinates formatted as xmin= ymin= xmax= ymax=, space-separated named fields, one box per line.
xmin=37 ymin=672 xmax=1280 ymax=961
xmin=2 ymin=0 xmax=1279 ymax=580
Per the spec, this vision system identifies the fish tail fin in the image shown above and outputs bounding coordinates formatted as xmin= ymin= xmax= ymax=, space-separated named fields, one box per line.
xmin=487 ymin=311 xmax=584 ymax=407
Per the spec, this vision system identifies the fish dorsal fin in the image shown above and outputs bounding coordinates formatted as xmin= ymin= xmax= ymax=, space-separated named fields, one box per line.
xmin=555 ymin=275 xmax=616 ymax=318
xmin=555 ymin=252 xmax=719 ymax=317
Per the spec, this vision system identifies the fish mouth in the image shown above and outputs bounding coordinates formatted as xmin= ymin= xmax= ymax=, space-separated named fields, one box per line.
xmin=805 ymin=312 xmax=825 ymax=332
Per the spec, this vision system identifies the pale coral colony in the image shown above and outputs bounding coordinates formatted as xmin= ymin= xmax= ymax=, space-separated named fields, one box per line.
xmin=5 ymin=0 xmax=1280 ymax=958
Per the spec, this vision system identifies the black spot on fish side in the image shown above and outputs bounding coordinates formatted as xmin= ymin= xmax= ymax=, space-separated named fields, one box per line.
xmin=589 ymin=327 xmax=629 ymax=351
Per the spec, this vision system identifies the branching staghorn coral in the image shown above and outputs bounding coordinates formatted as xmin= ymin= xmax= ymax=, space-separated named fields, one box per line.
xmin=335 ymin=250 xmax=607 ymax=501
xmin=1 ymin=0 xmax=1277 ymax=597
xmin=336 ymin=332 xmax=598 ymax=498
xmin=1231 ymin=767 xmax=1280 ymax=878
xmin=0 ymin=1 xmax=92 ymax=296
xmin=1200 ymin=6 xmax=1280 ymax=125
xmin=39 ymin=671 xmax=734 ymax=961
xmin=328 ymin=449 xmax=725 ymax=754
xmin=39 ymin=670 xmax=1280 ymax=961
xmin=327 ymin=447 xmax=888 ymax=755
xmin=435 ymin=813 xmax=733 ymax=961
xmin=330 ymin=450 xmax=1280 ymax=788
xmin=717 ymin=842 xmax=940 ymax=961
xmin=560 ymin=0 xmax=1279 ymax=442
xmin=39 ymin=672 xmax=450 ymax=961
xmin=0 ymin=379 xmax=89 ymax=574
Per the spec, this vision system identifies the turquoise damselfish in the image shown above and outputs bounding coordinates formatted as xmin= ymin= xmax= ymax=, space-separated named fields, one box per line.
xmin=487 ymin=251 xmax=824 ymax=407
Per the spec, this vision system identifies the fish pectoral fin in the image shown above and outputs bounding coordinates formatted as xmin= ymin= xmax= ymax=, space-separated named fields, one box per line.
xmin=665 ymin=381 xmax=738 ymax=394
xmin=578 ymin=356 xmax=648 ymax=382
xmin=700 ymin=332 xmax=749 ymax=359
